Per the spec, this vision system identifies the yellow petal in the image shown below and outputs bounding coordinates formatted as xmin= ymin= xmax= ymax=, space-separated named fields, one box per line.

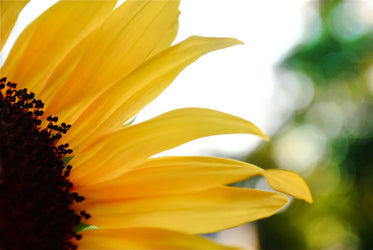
xmin=62 ymin=36 xmax=243 ymax=149
xmin=78 ymin=186 xmax=288 ymax=234
xmin=44 ymin=0 xmax=181 ymax=121
xmin=70 ymin=108 xmax=268 ymax=185
xmin=261 ymin=169 xmax=313 ymax=203
xmin=146 ymin=17 xmax=179 ymax=59
xmin=77 ymin=227 xmax=237 ymax=250
xmin=1 ymin=0 xmax=117 ymax=93
xmin=0 ymin=0 xmax=29 ymax=51
xmin=75 ymin=156 xmax=265 ymax=200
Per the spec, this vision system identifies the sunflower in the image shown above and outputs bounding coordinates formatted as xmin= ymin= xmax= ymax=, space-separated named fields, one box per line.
xmin=0 ymin=1 xmax=312 ymax=249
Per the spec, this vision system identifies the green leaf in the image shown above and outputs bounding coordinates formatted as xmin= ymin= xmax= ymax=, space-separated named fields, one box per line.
xmin=122 ymin=116 xmax=137 ymax=127
xmin=62 ymin=156 xmax=75 ymax=166
xmin=74 ymin=223 xmax=99 ymax=233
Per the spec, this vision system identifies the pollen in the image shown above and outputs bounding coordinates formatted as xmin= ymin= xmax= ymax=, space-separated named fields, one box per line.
xmin=0 ymin=78 xmax=86 ymax=249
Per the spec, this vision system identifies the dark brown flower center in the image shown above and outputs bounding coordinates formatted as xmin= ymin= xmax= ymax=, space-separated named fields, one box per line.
xmin=0 ymin=77 xmax=87 ymax=250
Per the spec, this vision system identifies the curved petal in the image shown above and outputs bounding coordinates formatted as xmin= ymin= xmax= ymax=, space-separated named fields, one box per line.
xmin=146 ymin=17 xmax=179 ymax=59
xmin=62 ymin=36 xmax=243 ymax=148
xmin=1 ymin=0 xmax=117 ymax=93
xmin=77 ymin=186 xmax=288 ymax=234
xmin=77 ymin=227 xmax=237 ymax=250
xmin=75 ymin=157 xmax=312 ymax=204
xmin=70 ymin=108 xmax=268 ymax=185
xmin=261 ymin=169 xmax=313 ymax=203
xmin=0 ymin=0 xmax=29 ymax=51
xmin=74 ymin=156 xmax=265 ymax=199
xmin=44 ymin=0 xmax=181 ymax=121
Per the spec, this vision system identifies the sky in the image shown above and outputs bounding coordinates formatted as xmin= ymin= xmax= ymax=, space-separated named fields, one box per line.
xmin=0 ymin=0 xmax=311 ymax=159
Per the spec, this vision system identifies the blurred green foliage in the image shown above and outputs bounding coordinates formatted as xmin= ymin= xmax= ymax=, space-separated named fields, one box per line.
xmin=246 ymin=0 xmax=373 ymax=249
xmin=284 ymin=0 xmax=373 ymax=86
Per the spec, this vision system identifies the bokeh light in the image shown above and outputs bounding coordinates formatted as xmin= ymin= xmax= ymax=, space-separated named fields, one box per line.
xmin=273 ymin=125 xmax=326 ymax=175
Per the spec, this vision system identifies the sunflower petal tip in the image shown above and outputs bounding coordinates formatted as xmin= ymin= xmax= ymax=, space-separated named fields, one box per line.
xmin=187 ymin=35 xmax=243 ymax=47
xmin=224 ymin=37 xmax=244 ymax=46
xmin=262 ymin=169 xmax=313 ymax=204
xmin=304 ymin=191 xmax=314 ymax=204
xmin=234 ymin=38 xmax=245 ymax=45
xmin=249 ymin=123 xmax=269 ymax=141
xmin=261 ymin=133 xmax=270 ymax=141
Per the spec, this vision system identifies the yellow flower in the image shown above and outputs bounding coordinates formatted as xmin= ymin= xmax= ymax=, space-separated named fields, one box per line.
xmin=0 ymin=1 xmax=312 ymax=249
